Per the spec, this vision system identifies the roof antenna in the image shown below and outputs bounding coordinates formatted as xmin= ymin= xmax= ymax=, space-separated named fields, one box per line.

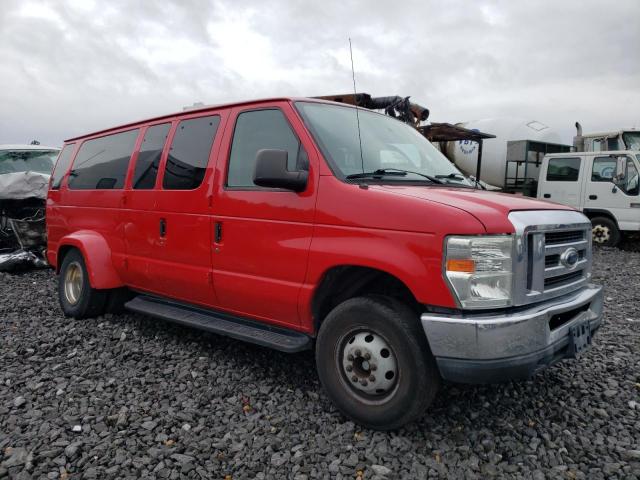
xmin=349 ymin=38 xmax=365 ymax=173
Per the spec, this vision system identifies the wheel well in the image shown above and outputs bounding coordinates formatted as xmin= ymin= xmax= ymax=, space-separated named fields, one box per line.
xmin=56 ymin=245 xmax=76 ymax=272
xmin=311 ymin=266 xmax=421 ymax=330
xmin=583 ymin=210 xmax=619 ymax=228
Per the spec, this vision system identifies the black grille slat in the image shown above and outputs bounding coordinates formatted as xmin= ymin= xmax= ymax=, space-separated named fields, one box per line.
xmin=545 ymin=230 xmax=584 ymax=245
xmin=544 ymin=271 xmax=583 ymax=288
xmin=545 ymin=254 xmax=560 ymax=268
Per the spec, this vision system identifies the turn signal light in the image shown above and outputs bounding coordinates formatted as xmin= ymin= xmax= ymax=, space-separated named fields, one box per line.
xmin=446 ymin=259 xmax=475 ymax=273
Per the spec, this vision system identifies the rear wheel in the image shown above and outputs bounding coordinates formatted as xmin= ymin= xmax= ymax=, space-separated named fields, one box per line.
xmin=58 ymin=249 xmax=107 ymax=319
xmin=591 ymin=216 xmax=620 ymax=247
xmin=315 ymin=296 xmax=440 ymax=430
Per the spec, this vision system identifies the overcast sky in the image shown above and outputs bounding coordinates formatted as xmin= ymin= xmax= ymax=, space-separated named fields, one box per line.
xmin=1 ymin=0 xmax=638 ymax=147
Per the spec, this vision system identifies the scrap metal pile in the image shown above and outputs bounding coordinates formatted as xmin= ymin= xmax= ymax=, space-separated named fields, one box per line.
xmin=0 ymin=146 xmax=58 ymax=271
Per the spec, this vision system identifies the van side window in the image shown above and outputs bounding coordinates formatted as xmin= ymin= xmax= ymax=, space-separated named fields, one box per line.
xmin=162 ymin=116 xmax=220 ymax=190
xmin=592 ymin=157 xmax=617 ymax=182
xmin=50 ymin=143 xmax=76 ymax=189
xmin=68 ymin=130 xmax=139 ymax=190
xmin=227 ymin=109 xmax=304 ymax=188
xmin=546 ymin=157 xmax=580 ymax=182
xmin=133 ymin=123 xmax=171 ymax=189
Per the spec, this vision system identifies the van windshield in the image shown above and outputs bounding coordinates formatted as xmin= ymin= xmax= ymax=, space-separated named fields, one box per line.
xmin=622 ymin=131 xmax=640 ymax=151
xmin=295 ymin=102 xmax=471 ymax=186
xmin=0 ymin=150 xmax=58 ymax=175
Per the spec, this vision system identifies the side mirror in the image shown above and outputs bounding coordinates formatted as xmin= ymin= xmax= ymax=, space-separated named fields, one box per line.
xmin=253 ymin=149 xmax=308 ymax=192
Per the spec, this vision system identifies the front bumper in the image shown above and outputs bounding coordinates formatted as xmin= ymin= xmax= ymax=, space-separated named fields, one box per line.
xmin=420 ymin=284 xmax=603 ymax=384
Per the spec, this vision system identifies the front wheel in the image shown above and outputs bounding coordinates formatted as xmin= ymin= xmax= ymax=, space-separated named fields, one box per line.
xmin=591 ymin=216 xmax=620 ymax=247
xmin=315 ymin=296 xmax=440 ymax=430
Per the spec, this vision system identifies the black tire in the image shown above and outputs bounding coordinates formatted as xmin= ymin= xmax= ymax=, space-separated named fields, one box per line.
xmin=591 ymin=216 xmax=620 ymax=247
xmin=58 ymin=249 xmax=108 ymax=319
xmin=315 ymin=295 xmax=440 ymax=430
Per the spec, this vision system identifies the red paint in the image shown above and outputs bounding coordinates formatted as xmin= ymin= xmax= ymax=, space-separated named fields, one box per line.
xmin=47 ymin=98 xmax=574 ymax=335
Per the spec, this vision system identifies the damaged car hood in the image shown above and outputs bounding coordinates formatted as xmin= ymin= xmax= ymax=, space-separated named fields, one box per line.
xmin=0 ymin=171 xmax=50 ymax=200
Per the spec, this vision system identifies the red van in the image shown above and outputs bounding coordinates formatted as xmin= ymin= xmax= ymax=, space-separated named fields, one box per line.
xmin=47 ymin=98 xmax=603 ymax=429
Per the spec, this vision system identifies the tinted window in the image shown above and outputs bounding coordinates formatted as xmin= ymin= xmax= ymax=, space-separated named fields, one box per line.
xmin=50 ymin=144 xmax=76 ymax=189
xmin=68 ymin=130 xmax=139 ymax=190
xmin=546 ymin=157 xmax=580 ymax=182
xmin=592 ymin=157 xmax=617 ymax=182
xmin=162 ymin=116 xmax=220 ymax=190
xmin=228 ymin=109 xmax=303 ymax=188
xmin=133 ymin=123 xmax=171 ymax=189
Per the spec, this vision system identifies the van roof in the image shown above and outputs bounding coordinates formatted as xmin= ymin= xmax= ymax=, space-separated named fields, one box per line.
xmin=64 ymin=96 xmax=343 ymax=143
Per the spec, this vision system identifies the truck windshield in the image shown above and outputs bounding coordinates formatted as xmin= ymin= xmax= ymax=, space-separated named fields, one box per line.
xmin=0 ymin=150 xmax=58 ymax=175
xmin=295 ymin=102 xmax=471 ymax=186
xmin=622 ymin=132 xmax=640 ymax=151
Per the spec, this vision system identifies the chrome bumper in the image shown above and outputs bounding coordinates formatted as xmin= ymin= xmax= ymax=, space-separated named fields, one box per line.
xmin=420 ymin=284 xmax=603 ymax=383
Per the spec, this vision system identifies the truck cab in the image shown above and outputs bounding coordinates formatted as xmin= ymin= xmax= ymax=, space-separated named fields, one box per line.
xmin=577 ymin=129 xmax=640 ymax=153
xmin=538 ymin=151 xmax=640 ymax=246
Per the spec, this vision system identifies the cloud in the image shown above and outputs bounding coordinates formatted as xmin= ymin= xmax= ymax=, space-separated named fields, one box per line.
xmin=0 ymin=0 xmax=638 ymax=146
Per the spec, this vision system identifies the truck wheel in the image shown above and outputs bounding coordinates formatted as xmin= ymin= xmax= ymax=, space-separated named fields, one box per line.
xmin=591 ymin=217 xmax=620 ymax=247
xmin=59 ymin=249 xmax=107 ymax=319
xmin=315 ymin=296 xmax=440 ymax=430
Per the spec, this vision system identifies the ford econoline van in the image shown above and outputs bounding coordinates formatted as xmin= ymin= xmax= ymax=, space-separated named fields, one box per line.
xmin=47 ymin=98 xmax=603 ymax=429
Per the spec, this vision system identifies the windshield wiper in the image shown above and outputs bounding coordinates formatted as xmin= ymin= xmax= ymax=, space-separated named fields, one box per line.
xmin=346 ymin=168 xmax=444 ymax=184
xmin=435 ymin=173 xmax=465 ymax=180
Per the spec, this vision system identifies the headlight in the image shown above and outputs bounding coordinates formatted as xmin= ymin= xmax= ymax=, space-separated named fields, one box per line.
xmin=444 ymin=235 xmax=513 ymax=309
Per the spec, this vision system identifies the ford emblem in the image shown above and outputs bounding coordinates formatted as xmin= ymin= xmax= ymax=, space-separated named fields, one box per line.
xmin=560 ymin=248 xmax=579 ymax=269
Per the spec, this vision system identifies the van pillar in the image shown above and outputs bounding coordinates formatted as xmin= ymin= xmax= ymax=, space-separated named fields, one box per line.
xmin=475 ymin=140 xmax=484 ymax=188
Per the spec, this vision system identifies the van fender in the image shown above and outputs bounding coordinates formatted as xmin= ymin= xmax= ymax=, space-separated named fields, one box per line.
xmin=57 ymin=230 xmax=123 ymax=289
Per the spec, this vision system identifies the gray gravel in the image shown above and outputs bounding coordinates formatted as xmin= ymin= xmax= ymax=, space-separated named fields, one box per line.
xmin=1 ymin=246 xmax=639 ymax=479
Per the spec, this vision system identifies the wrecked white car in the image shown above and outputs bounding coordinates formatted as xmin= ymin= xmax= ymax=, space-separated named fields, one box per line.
xmin=0 ymin=145 xmax=59 ymax=271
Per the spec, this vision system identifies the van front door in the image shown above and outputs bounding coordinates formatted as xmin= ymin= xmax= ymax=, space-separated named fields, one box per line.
xmin=211 ymin=102 xmax=318 ymax=329
xmin=585 ymin=154 xmax=640 ymax=230
xmin=538 ymin=156 xmax=584 ymax=208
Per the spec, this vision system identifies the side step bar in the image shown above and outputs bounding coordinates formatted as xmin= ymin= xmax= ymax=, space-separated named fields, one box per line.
xmin=125 ymin=295 xmax=312 ymax=353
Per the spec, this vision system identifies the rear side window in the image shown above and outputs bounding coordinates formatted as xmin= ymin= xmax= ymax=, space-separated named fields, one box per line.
xmin=227 ymin=109 xmax=303 ymax=188
xmin=50 ymin=144 xmax=75 ymax=189
xmin=162 ymin=116 xmax=220 ymax=190
xmin=591 ymin=157 xmax=617 ymax=182
xmin=133 ymin=123 xmax=171 ymax=189
xmin=546 ymin=157 xmax=580 ymax=182
xmin=68 ymin=129 xmax=139 ymax=190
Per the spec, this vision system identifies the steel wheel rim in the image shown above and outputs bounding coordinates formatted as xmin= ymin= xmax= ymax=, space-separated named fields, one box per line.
xmin=64 ymin=261 xmax=83 ymax=305
xmin=338 ymin=330 xmax=398 ymax=400
xmin=592 ymin=225 xmax=610 ymax=244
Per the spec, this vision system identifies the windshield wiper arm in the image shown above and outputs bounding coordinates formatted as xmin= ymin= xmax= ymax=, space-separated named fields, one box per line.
xmin=435 ymin=173 xmax=465 ymax=180
xmin=346 ymin=168 xmax=444 ymax=184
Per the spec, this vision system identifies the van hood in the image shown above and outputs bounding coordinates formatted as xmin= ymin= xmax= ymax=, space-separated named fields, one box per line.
xmin=372 ymin=185 xmax=572 ymax=233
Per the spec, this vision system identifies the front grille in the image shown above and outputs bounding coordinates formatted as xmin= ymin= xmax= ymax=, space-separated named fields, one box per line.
xmin=509 ymin=211 xmax=592 ymax=307
xmin=545 ymin=230 xmax=584 ymax=245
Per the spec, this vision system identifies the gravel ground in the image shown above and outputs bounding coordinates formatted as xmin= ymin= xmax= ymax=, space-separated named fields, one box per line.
xmin=1 ymin=246 xmax=639 ymax=480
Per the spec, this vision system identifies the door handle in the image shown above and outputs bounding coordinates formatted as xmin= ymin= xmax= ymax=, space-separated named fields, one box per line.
xmin=214 ymin=222 xmax=222 ymax=243
xmin=543 ymin=193 xmax=551 ymax=198
xmin=589 ymin=194 xmax=597 ymax=200
xmin=159 ymin=218 xmax=167 ymax=237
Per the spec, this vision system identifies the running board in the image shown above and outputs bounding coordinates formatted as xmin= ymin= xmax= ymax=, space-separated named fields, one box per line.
xmin=125 ymin=295 xmax=312 ymax=353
